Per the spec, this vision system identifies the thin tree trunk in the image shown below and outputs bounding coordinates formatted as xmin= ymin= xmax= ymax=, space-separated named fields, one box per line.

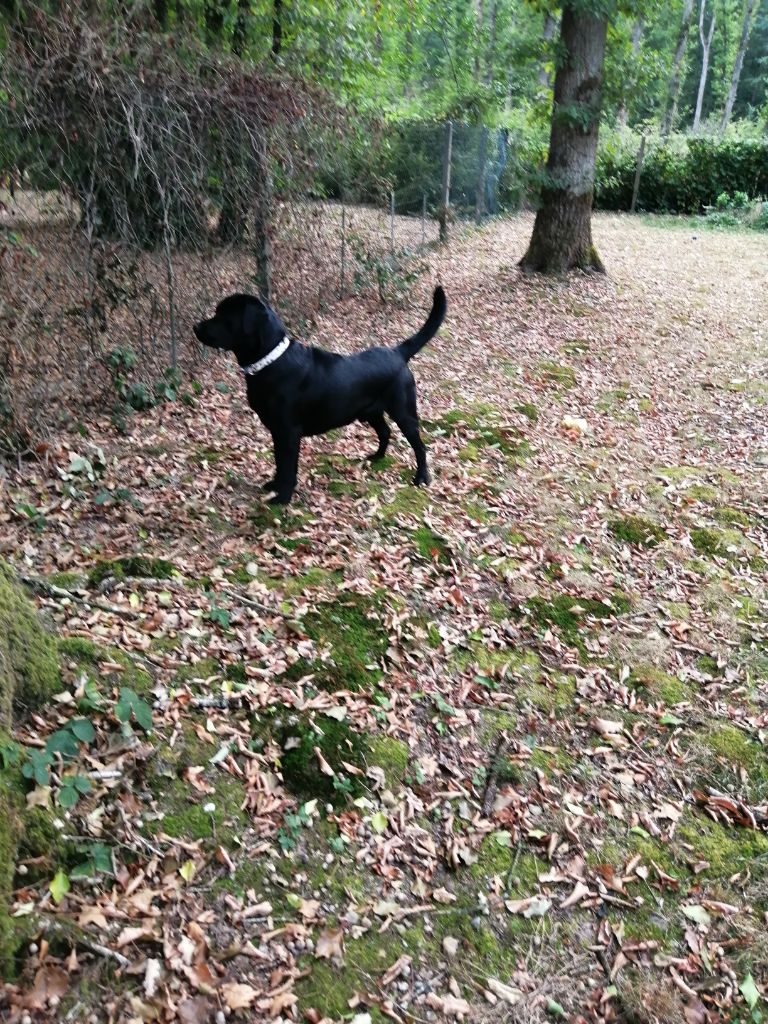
xmin=153 ymin=0 xmax=169 ymax=29
xmin=539 ymin=12 xmax=558 ymax=88
xmin=660 ymin=0 xmax=695 ymax=138
xmin=254 ymin=134 xmax=272 ymax=301
xmin=617 ymin=20 xmax=643 ymax=126
xmin=520 ymin=4 xmax=608 ymax=274
xmin=204 ymin=0 xmax=224 ymax=45
xmin=272 ymin=0 xmax=283 ymax=57
xmin=693 ymin=0 xmax=716 ymax=132
xmin=474 ymin=0 xmax=497 ymax=222
xmin=719 ymin=0 xmax=756 ymax=134
xmin=439 ymin=120 xmax=453 ymax=245
xmin=232 ymin=0 xmax=250 ymax=56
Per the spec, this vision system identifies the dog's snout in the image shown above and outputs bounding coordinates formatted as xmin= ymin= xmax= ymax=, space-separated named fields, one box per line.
xmin=193 ymin=322 xmax=204 ymax=341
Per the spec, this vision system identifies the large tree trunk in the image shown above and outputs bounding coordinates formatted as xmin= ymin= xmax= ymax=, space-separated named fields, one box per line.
xmin=617 ymin=19 xmax=643 ymax=126
xmin=693 ymin=0 xmax=716 ymax=132
xmin=719 ymin=0 xmax=756 ymax=134
xmin=660 ymin=0 xmax=695 ymax=138
xmin=520 ymin=4 xmax=608 ymax=274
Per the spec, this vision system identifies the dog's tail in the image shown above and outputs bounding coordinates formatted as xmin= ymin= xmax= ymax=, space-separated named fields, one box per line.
xmin=397 ymin=286 xmax=446 ymax=362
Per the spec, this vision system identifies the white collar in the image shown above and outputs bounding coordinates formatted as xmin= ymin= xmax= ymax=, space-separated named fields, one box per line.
xmin=242 ymin=336 xmax=291 ymax=376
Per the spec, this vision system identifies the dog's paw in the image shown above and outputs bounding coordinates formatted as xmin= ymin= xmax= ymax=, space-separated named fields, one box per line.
xmin=413 ymin=472 xmax=431 ymax=487
xmin=268 ymin=493 xmax=292 ymax=506
xmin=261 ymin=478 xmax=277 ymax=492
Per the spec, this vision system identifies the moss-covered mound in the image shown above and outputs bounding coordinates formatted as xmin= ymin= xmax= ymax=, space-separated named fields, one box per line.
xmin=257 ymin=709 xmax=371 ymax=804
xmin=0 ymin=559 xmax=61 ymax=725
xmin=87 ymin=555 xmax=178 ymax=588
xmin=289 ymin=595 xmax=388 ymax=692
xmin=0 ymin=559 xmax=62 ymax=977
xmin=608 ymin=515 xmax=667 ymax=548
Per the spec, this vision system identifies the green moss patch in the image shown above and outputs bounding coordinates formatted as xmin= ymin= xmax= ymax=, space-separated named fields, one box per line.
xmin=535 ymin=361 xmax=577 ymax=390
xmin=695 ymin=724 xmax=768 ymax=803
xmin=515 ymin=402 xmax=539 ymax=422
xmin=712 ymin=507 xmax=751 ymax=527
xmin=690 ymin=526 xmax=754 ymax=560
xmin=58 ymin=638 xmax=153 ymax=696
xmin=521 ymin=593 xmax=631 ymax=653
xmin=677 ymin=810 xmax=768 ymax=877
xmin=632 ymin=666 xmax=693 ymax=705
xmin=87 ymin=556 xmax=178 ymax=588
xmin=297 ymin=594 xmax=388 ymax=692
xmin=367 ymin=736 xmax=409 ymax=790
xmin=0 ymin=760 xmax=25 ymax=978
xmin=608 ymin=515 xmax=667 ymax=548
xmin=516 ymin=675 xmax=576 ymax=714
xmin=296 ymin=925 xmax=425 ymax=1019
xmin=257 ymin=709 xmax=371 ymax=804
xmin=1 ymin=560 xmax=61 ymax=723
xmin=413 ymin=525 xmax=452 ymax=563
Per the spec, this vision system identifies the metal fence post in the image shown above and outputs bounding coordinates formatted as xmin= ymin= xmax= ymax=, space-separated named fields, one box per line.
xmin=439 ymin=120 xmax=453 ymax=244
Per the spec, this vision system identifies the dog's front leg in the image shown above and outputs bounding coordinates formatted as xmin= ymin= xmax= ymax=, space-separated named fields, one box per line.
xmin=269 ymin=429 xmax=301 ymax=505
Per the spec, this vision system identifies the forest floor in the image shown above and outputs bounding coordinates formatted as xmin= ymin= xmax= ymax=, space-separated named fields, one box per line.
xmin=2 ymin=213 xmax=767 ymax=1024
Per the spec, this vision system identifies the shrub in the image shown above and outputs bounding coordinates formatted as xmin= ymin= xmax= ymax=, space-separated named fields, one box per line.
xmin=594 ymin=132 xmax=768 ymax=215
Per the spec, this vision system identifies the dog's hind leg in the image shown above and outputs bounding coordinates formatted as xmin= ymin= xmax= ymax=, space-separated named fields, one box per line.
xmin=388 ymin=384 xmax=430 ymax=486
xmin=366 ymin=414 xmax=391 ymax=461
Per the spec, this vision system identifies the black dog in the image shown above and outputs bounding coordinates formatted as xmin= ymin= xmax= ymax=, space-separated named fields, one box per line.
xmin=193 ymin=286 xmax=446 ymax=504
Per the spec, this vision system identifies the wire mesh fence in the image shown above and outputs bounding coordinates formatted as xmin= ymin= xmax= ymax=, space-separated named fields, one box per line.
xmin=0 ymin=18 xmax=529 ymax=457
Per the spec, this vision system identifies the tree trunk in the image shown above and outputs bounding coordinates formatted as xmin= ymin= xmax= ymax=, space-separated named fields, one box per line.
xmin=153 ymin=0 xmax=169 ymax=29
xmin=474 ymin=0 xmax=497 ymax=222
xmin=232 ymin=0 xmax=250 ymax=56
xmin=660 ymin=0 xmax=695 ymax=138
xmin=719 ymin=0 xmax=756 ymax=134
xmin=693 ymin=0 xmax=716 ymax=132
xmin=204 ymin=0 xmax=224 ymax=45
xmin=539 ymin=12 xmax=558 ymax=88
xmin=272 ymin=0 xmax=283 ymax=57
xmin=520 ymin=4 xmax=608 ymax=274
xmin=617 ymin=19 xmax=643 ymax=126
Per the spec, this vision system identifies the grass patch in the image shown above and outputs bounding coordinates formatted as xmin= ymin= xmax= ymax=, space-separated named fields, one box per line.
xmin=87 ymin=556 xmax=177 ymax=588
xmin=690 ymin=526 xmax=751 ymax=559
xmin=297 ymin=594 xmax=388 ymax=692
xmin=608 ymin=515 xmax=667 ymax=548
xmin=521 ymin=593 xmax=631 ymax=654
xmin=535 ymin=361 xmax=576 ymax=390
xmin=413 ymin=525 xmax=451 ymax=563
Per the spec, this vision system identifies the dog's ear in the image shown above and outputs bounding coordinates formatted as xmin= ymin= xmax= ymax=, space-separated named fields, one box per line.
xmin=242 ymin=299 xmax=264 ymax=337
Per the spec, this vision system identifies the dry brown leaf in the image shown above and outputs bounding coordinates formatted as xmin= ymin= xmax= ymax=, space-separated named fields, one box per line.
xmin=315 ymin=927 xmax=344 ymax=960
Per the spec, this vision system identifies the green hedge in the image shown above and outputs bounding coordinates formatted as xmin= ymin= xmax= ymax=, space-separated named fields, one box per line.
xmin=595 ymin=136 xmax=768 ymax=214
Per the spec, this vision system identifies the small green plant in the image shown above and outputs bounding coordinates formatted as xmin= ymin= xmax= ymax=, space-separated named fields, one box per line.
xmin=277 ymin=800 xmax=315 ymax=853
xmin=0 ymin=737 xmax=22 ymax=769
xmin=58 ymin=773 xmax=93 ymax=808
xmin=94 ymin=487 xmax=144 ymax=511
xmin=13 ymin=502 xmax=47 ymax=532
xmin=115 ymin=687 xmax=153 ymax=732
xmin=71 ymin=842 xmax=113 ymax=879
xmin=205 ymin=591 xmax=231 ymax=629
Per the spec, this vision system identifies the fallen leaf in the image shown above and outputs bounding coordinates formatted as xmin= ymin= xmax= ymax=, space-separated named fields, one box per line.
xmin=222 ymin=982 xmax=260 ymax=1010
xmin=315 ymin=927 xmax=344 ymax=960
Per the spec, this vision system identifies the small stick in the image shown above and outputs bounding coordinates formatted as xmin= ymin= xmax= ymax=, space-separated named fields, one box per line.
xmin=481 ymin=730 xmax=511 ymax=817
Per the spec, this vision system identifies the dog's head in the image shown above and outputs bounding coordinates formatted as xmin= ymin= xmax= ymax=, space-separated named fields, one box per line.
xmin=193 ymin=294 xmax=286 ymax=367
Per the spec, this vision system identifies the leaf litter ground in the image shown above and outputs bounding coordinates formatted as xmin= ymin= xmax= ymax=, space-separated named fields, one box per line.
xmin=1 ymin=213 xmax=767 ymax=1024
